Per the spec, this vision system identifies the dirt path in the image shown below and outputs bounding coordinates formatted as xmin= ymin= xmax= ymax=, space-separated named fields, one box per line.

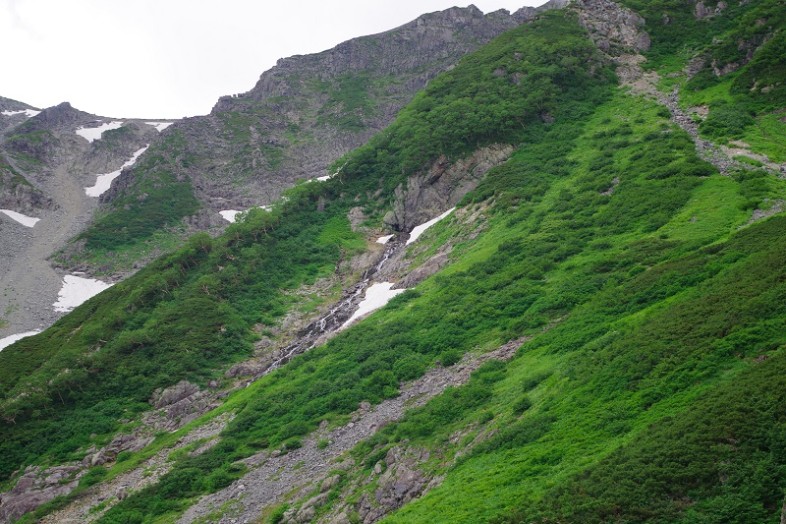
xmin=617 ymin=53 xmax=786 ymax=177
xmin=177 ymin=339 xmax=523 ymax=524
xmin=0 ymin=160 xmax=97 ymax=338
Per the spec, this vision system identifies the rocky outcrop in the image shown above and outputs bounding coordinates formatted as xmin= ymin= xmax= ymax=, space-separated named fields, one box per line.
xmin=356 ymin=447 xmax=431 ymax=523
xmin=573 ymin=0 xmax=651 ymax=54
xmin=383 ymin=144 xmax=513 ymax=232
xmin=145 ymin=380 xmax=222 ymax=432
xmin=694 ymin=1 xmax=727 ymax=20
xmin=0 ymin=465 xmax=83 ymax=523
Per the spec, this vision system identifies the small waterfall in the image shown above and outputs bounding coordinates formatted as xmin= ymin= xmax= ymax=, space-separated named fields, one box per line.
xmin=265 ymin=237 xmax=401 ymax=373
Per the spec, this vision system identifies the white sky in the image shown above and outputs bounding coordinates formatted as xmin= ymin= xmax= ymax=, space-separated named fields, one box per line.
xmin=0 ymin=0 xmax=544 ymax=119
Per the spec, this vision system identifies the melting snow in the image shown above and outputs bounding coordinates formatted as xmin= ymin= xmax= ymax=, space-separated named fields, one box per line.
xmin=75 ymin=121 xmax=124 ymax=142
xmin=406 ymin=207 xmax=455 ymax=246
xmin=219 ymin=206 xmax=272 ymax=223
xmin=220 ymin=210 xmax=242 ymax=223
xmin=0 ymin=331 xmax=41 ymax=351
xmin=146 ymin=122 xmax=173 ymax=132
xmin=85 ymin=146 xmax=148 ymax=197
xmin=376 ymin=234 xmax=394 ymax=244
xmin=0 ymin=209 xmax=40 ymax=227
xmin=342 ymin=282 xmax=407 ymax=329
xmin=1 ymin=109 xmax=40 ymax=118
xmin=53 ymin=275 xmax=112 ymax=313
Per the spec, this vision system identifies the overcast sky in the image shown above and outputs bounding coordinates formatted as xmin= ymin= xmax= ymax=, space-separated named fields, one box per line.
xmin=1 ymin=0 xmax=545 ymax=119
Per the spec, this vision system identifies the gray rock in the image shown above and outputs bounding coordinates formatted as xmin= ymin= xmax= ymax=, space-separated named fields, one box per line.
xmin=573 ymin=0 xmax=651 ymax=54
xmin=0 ymin=465 xmax=81 ymax=522
xmin=383 ymin=144 xmax=514 ymax=232
xmin=150 ymin=380 xmax=200 ymax=408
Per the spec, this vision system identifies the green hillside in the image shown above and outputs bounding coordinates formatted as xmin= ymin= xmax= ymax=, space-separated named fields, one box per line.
xmin=2 ymin=1 xmax=785 ymax=522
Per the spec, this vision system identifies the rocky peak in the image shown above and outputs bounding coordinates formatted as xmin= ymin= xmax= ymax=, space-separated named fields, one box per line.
xmin=213 ymin=5 xmax=525 ymax=113
xmin=21 ymin=102 xmax=96 ymax=132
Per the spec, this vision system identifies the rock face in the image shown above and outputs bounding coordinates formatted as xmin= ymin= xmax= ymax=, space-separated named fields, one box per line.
xmin=695 ymin=0 xmax=727 ymax=20
xmin=383 ymin=144 xmax=514 ymax=232
xmin=0 ymin=465 xmax=82 ymax=522
xmin=101 ymin=7 xmax=538 ymax=228
xmin=573 ymin=0 xmax=651 ymax=54
xmin=356 ymin=447 xmax=431 ymax=523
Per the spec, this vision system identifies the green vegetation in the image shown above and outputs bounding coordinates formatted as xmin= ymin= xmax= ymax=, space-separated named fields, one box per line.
xmin=4 ymin=129 xmax=58 ymax=168
xmin=2 ymin=2 xmax=786 ymax=523
xmin=0 ymin=182 xmax=368 ymax=482
xmin=77 ymin=130 xmax=200 ymax=253
xmin=317 ymin=73 xmax=375 ymax=131
xmin=743 ymin=112 xmax=786 ymax=163
xmin=337 ymin=10 xmax=612 ymax=190
xmin=621 ymin=0 xmax=786 ymax=152
xmin=0 ymin=153 xmax=33 ymax=192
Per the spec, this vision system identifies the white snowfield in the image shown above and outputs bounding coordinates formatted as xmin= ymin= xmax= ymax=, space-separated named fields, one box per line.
xmin=406 ymin=207 xmax=455 ymax=246
xmin=0 ymin=331 xmax=41 ymax=351
xmin=85 ymin=145 xmax=149 ymax=197
xmin=342 ymin=282 xmax=407 ymax=329
xmin=146 ymin=122 xmax=173 ymax=132
xmin=219 ymin=210 xmax=242 ymax=223
xmin=0 ymin=209 xmax=41 ymax=227
xmin=75 ymin=121 xmax=124 ymax=142
xmin=1 ymin=109 xmax=40 ymax=118
xmin=376 ymin=234 xmax=394 ymax=244
xmin=53 ymin=275 xmax=112 ymax=313
xmin=310 ymin=168 xmax=341 ymax=183
xmin=219 ymin=206 xmax=272 ymax=223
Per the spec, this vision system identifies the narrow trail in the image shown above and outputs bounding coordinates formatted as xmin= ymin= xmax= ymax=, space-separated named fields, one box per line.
xmin=178 ymin=338 xmax=524 ymax=524
xmin=0 ymin=160 xmax=97 ymax=338
xmin=660 ymin=87 xmax=736 ymax=176
xmin=619 ymin=53 xmax=786 ymax=177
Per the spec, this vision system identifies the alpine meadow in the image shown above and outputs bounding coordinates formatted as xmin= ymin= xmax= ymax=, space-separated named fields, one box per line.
xmin=1 ymin=0 xmax=786 ymax=523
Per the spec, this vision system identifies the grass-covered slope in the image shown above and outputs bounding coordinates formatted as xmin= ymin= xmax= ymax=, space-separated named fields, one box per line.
xmin=622 ymin=0 xmax=786 ymax=160
xmin=0 ymin=6 xmax=606 ymax=493
xmin=2 ymin=1 xmax=786 ymax=523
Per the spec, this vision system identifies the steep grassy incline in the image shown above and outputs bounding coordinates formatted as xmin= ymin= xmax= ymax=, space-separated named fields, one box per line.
xmin=622 ymin=0 xmax=786 ymax=161
xmin=0 ymin=10 xmax=611 ymax=521
xmin=2 ymin=1 xmax=786 ymax=523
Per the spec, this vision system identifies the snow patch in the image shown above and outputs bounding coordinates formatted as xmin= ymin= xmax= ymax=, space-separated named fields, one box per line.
xmin=219 ymin=210 xmax=242 ymax=223
xmin=146 ymin=122 xmax=173 ymax=132
xmin=75 ymin=121 xmax=124 ymax=142
xmin=311 ymin=166 xmax=343 ymax=183
xmin=1 ymin=109 xmax=40 ymax=118
xmin=0 ymin=209 xmax=40 ymax=227
xmin=406 ymin=207 xmax=455 ymax=246
xmin=219 ymin=206 xmax=272 ymax=223
xmin=85 ymin=145 xmax=148 ymax=197
xmin=0 ymin=331 xmax=40 ymax=351
xmin=53 ymin=275 xmax=112 ymax=313
xmin=342 ymin=282 xmax=407 ymax=328
xmin=376 ymin=234 xmax=394 ymax=245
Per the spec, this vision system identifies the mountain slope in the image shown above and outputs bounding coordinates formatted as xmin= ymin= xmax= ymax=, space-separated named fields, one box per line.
xmin=63 ymin=5 xmax=541 ymax=274
xmin=0 ymin=102 xmax=172 ymax=341
xmin=1 ymin=0 xmax=785 ymax=523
